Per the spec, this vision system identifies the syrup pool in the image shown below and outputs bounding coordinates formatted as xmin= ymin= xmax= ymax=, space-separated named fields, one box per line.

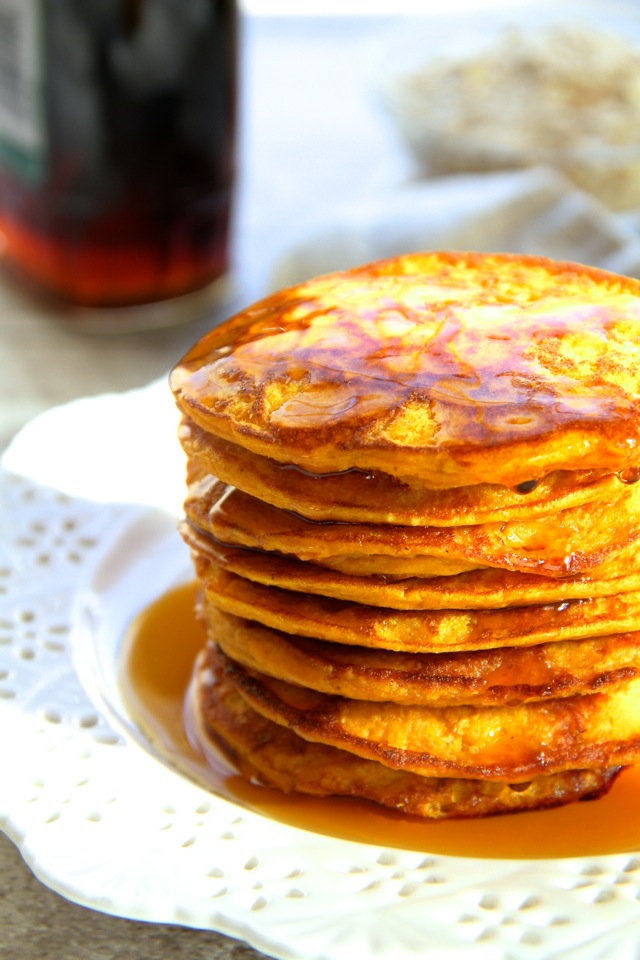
xmin=118 ymin=581 xmax=640 ymax=859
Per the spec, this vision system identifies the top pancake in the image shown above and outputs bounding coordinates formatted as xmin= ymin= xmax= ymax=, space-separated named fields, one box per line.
xmin=170 ymin=252 xmax=640 ymax=488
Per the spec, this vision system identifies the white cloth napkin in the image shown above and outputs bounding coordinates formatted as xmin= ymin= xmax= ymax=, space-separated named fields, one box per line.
xmin=272 ymin=167 xmax=640 ymax=289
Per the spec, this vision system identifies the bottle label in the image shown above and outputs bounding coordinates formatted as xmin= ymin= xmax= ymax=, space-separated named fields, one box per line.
xmin=0 ymin=0 xmax=45 ymax=180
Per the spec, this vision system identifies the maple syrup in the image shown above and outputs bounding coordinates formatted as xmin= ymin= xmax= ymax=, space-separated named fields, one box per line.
xmin=119 ymin=581 xmax=640 ymax=860
xmin=0 ymin=0 xmax=237 ymax=313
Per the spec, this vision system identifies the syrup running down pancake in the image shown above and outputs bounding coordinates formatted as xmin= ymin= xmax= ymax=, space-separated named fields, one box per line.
xmin=170 ymin=251 xmax=640 ymax=819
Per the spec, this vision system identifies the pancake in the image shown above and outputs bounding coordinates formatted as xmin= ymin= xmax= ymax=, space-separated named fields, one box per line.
xmin=170 ymin=252 xmax=640 ymax=489
xmin=218 ymin=647 xmax=640 ymax=782
xmin=193 ymin=647 xmax=622 ymax=819
xmin=180 ymin=417 xmax=626 ymax=527
xmin=204 ymin=566 xmax=640 ymax=653
xmin=207 ymin=608 xmax=640 ymax=706
xmin=185 ymin=472 xmax=640 ymax=579
xmin=172 ymin=251 xmax=640 ymax=819
xmin=183 ymin=521 xmax=640 ymax=610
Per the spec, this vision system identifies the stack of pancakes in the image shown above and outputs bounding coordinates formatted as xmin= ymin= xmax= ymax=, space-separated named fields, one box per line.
xmin=170 ymin=251 xmax=640 ymax=819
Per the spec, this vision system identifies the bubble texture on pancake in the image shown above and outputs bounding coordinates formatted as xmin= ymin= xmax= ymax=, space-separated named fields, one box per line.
xmin=170 ymin=252 xmax=640 ymax=489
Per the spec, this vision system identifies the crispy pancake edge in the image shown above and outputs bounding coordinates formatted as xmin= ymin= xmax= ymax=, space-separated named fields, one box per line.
xmin=218 ymin=647 xmax=640 ymax=782
xmin=207 ymin=607 xmax=640 ymax=706
xmin=193 ymin=648 xmax=623 ymax=819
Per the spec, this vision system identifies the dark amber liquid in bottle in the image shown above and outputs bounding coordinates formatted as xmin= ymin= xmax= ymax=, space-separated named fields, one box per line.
xmin=119 ymin=582 xmax=640 ymax=860
xmin=0 ymin=0 xmax=237 ymax=309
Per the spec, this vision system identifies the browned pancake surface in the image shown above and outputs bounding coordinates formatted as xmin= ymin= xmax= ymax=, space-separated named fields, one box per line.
xmin=186 ymin=474 xmax=640 ymax=579
xmin=203 ymin=566 xmax=640 ymax=652
xmin=208 ymin=608 xmax=640 ymax=706
xmin=194 ymin=647 xmax=622 ymax=819
xmin=218 ymin=647 xmax=640 ymax=781
xmin=170 ymin=252 xmax=640 ymax=488
xmin=183 ymin=521 xmax=640 ymax=610
xmin=180 ymin=418 xmax=626 ymax=527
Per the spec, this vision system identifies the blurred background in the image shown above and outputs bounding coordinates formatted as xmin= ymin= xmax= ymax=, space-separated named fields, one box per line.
xmin=2 ymin=0 xmax=640 ymax=449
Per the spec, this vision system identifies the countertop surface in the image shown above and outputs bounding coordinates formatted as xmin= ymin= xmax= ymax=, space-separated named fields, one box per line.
xmin=0 ymin=831 xmax=262 ymax=960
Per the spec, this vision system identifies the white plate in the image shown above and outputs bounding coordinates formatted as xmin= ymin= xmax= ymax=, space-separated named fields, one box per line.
xmin=2 ymin=381 xmax=640 ymax=960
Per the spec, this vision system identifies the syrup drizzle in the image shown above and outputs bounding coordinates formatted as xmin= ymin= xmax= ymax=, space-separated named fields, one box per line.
xmin=515 ymin=478 xmax=540 ymax=494
xmin=119 ymin=582 xmax=640 ymax=860
xmin=618 ymin=466 xmax=640 ymax=485
xmin=278 ymin=462 xmax=374 ymax=480
xmin=171 ymin=259 xmax=640 ymax=451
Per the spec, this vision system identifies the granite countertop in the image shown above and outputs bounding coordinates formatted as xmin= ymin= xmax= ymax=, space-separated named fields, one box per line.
xmin=0 ymin=833 xmax=263 ymax=960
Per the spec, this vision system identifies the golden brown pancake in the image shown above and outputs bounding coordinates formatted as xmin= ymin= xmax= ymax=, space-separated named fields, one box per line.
xmin=170 ymin=252 xmax=640 ymax=489
xmin=180 ymin=417 xmax=627 ymax=527
xmin=203 ymin=566 xmax=640 ymax=652
xmin=185 ymin=473 xmax=640 ymax=579
xmin=183 ymin=521 xmax=640 ymax=610
xmin=207 ymin=608 xmax=640 ymax=706
xmin=218 ymin=647 xmax=640 ymax=782
xmin=173 ymin=251 xmax=640 ymax=819
xmin=193 ymin=647 xmax=622 ymax=819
